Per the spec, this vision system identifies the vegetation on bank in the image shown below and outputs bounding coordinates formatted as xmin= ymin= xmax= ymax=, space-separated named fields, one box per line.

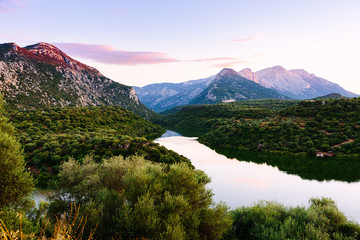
xmin=7 ymin=105 xmax=190 ymax=187
xmin=161 ymin=98 xmax=360 ymax=158
xmin=225 ymin=198 xmax=360 ymax=240
xmin=1 ymin=95 xmax=360 ymax=239
xmin=160 ymin=99 xmax=299 ymax=136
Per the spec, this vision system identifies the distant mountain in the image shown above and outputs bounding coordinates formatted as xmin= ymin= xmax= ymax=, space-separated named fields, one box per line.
xmin=239 ymin=66 xmax=358 ymax=99
xmin=136 ymin=65 xmax=357 ymax=112
xmin=314 ymin=93 xmax=347 ymax=100
xmin=190 ymin=68 xmax=287 ymax=105
xmin=0 ymin=42 xmax=154 ymax=118
xmin=134 ymin=76 xmax=214 ymax=112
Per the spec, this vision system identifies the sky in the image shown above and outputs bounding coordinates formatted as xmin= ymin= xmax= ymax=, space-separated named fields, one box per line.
xmin=1 ymin=0 xmax=360 ymax=93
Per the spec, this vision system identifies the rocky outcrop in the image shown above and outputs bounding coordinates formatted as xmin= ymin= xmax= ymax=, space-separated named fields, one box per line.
xmin=239 ymin=66 xmax=357 ymax=99
xmin=0 ymin=42 xmax=153 ymax=117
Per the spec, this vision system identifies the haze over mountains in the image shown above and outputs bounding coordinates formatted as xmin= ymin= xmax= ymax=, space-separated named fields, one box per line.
xmin=0 ymin=42 xmax=153 ymax=117
xmin=136 ymin=66 xmax=358 ymax=112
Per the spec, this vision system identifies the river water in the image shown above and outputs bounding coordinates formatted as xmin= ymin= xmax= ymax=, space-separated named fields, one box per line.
xmin=155 ymin=130 xmax=360 ymax=222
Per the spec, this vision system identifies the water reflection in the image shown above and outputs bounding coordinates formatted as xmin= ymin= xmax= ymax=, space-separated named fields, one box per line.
xmin=155 ymin=132 xmax=360 ymax=222
xmin=214 ymin=147 xmax=360 ymax=182
xmin=159 ymin=130 xmax=182 ymax=138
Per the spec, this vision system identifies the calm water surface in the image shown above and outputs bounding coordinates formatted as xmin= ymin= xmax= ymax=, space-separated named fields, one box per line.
xmin=155 ymin=131 xmax=360 ymax=222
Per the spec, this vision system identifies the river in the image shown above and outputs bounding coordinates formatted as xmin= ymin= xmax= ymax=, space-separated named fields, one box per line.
xmin=155 ymin=130 xmax=360 ymax=222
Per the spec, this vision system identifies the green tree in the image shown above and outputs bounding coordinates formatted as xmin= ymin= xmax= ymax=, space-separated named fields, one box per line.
xmin=226 ymin=198 xmax=360 ymax=240
xmin=0 ymin=95 xmax=34 ymax=209
xmin=49 ymin=155 xmax=232 ymax=239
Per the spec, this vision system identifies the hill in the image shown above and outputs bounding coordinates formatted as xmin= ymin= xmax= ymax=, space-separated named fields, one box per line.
xmin=161 ymin=98 xmax=360 ymax=158
xmin=8 ymin=105 xmax=190 ymax=187
xmin=0 ymin=42 xmax=155 ymax=118
xmin=314 ymin=93 xmax=347 ymax=100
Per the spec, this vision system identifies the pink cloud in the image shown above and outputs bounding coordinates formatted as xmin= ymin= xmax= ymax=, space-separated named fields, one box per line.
xmin=212 ymin=60 xmax=252 ymax=68
xmin=232 ymin=32 xmax=266 ymax=42
xmin=54 ymin=43 xmax=179 ymax=66
xmin=191 ymin=57 xmax=236 ymax=62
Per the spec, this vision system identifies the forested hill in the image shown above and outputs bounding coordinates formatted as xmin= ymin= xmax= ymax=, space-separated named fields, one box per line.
xmin=8 ymin=105 xmax=190 ymax=187
xmin=161 ymin=99 xmax=299 ymax=136
xmin=161 ymin=98 xmax=360 ymax=157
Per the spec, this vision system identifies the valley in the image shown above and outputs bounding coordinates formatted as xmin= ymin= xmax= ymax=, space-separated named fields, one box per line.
xmin=1 ymin=42 xmax=360 ymax=239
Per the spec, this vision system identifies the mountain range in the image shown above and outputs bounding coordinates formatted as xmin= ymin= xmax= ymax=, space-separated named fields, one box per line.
xmin=136 ymin=66 xmax=358 ymax=112
xmin=1 ymin=42 xmax=357 ymax=115
xmin=0 ymin=42 xmax=154 ymax=118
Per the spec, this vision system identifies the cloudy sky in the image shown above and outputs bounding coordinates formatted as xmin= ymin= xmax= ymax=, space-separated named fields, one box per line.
xmin=1 ymin=0 xmax=359 ymax=93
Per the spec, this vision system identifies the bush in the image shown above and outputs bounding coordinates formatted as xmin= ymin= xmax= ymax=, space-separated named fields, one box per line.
xmin=225 ymin=198 xmax=360 ymax=240
xmin=48 ymin=155 xmax=232 ymax=239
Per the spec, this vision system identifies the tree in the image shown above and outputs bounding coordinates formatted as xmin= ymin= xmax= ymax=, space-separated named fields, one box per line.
xmin=49 ymin=155 xmax=232 ymax=239
xmin=0 ymin=95 xmax=34 ymax=209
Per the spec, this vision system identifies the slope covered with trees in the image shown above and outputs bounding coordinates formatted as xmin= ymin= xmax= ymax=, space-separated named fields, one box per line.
xmin=162 ymin=98 xmax=360 ymax=158
xmin=8 ymin=105 xmax=190 ymax=187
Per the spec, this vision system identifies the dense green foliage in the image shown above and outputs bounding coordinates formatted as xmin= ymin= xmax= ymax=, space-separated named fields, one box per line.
xmin=162 ymin=98 xmax=360 ymax=157
xmin=161 ymin=99 xmax=299 ymax=136
xmin=8 ymin=106 xmax=190 ymax=187
xmin=2 ymin=95 xmax=360 ymax=239
xmin=48 ymin=155 xmax=232 ymax=240
xmin=225 ymin=198 xmax=360 ymax=240
xmin=0 ymin=95 xmax=34 ymax=209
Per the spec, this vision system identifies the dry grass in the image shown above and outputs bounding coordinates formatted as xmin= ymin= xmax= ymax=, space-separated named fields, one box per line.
xmin=0 ymin=204 xmax=96 ymax=240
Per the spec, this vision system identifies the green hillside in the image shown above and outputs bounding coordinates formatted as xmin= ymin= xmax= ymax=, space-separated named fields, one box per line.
xmin=162 ymin=98 xmax=360 ymax=158
xmin=8 ymin=105 xmax=190 ymax=187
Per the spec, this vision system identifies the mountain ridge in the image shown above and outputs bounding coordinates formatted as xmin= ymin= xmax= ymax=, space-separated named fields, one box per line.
xmin=189 ymin=68 xmax=287 ymax=105
xmin=0 ymin=42 xmax=154 ymax=118
xmin=136 ymin=66 xmax=357 ymax=112
xmin=239 ymin=66 xmax=357 ymax=99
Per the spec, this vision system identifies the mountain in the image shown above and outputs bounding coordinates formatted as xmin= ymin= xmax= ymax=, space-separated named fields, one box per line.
xmin=135 ymin=65 xmax=358 ymax=112
xmin=239 ymin=66 xmax=358 ymax=99
xmin=135 ymin=68 xmax=286 ymax=112
xmin=189 ymin=68 xmax=287 ymax=104
xmin=134 ymin=76 xmax=214 ymax=112
xmin=0 ymin=42 xmax=154 ymax=118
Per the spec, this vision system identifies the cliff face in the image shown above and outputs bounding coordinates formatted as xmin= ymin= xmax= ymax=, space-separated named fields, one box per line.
xmin=239 ymin=66 xmax=358 ymax=99
xmin=0 ymin=42 xmax=153 ymax=117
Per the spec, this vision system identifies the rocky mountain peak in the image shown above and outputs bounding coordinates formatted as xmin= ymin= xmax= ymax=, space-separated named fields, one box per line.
xmin=0 ymin=42 xmax=20 ymax=51
xmin=0 ymin=41 xmax=154 ymax=117
xmin=10 ymin=42 xmax=20 ymax=51
xmin=217 ymin=68 xmax=239 ymax=77
xmin=290 ymin=69 xmax=315 ymax=78
xmin=24 ymin=42 xmax=101 ymax=76
xmin=239 ymin=68 xmax=258 ymax=83
xmin=271 ymin=65 xmax=287 ymax=72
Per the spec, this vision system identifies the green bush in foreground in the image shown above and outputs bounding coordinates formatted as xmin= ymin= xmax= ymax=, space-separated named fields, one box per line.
xmin=226 ymin=198 xmax=360 ymax=240
xmin=48 ymin=155 xmax=232 ymax=240
xmin=0 ymin=95 xmax=34 ymax=209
